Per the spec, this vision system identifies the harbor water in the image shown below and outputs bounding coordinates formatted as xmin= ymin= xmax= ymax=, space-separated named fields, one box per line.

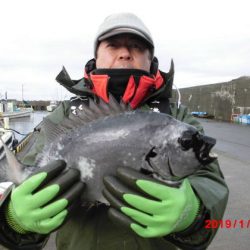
xmin=8 ymin=111 xmax=49 ymax=142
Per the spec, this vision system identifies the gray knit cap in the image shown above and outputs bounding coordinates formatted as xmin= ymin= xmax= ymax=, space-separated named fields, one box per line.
xmin=94 ymin=13 xmax=154 ymax=57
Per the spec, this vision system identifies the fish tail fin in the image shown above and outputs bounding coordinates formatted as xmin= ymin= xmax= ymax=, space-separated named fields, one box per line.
xmin=0 ymin=137 xmax=24 ymax=184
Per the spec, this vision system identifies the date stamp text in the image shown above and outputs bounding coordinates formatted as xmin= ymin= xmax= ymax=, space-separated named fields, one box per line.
xmin=205 ymin=219 xmax=250 ymax=229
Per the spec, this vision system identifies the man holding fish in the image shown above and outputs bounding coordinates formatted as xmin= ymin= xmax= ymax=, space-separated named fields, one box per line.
xmin=0 ymin=13 xmax=228 ymax=250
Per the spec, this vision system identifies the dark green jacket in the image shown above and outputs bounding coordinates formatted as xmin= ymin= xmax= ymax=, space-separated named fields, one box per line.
xmin=0 ymin=100 xmax=228 ymax=250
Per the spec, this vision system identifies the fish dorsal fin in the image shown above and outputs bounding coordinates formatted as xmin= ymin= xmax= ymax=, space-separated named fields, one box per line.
xmin=88 ymin=98 xmax=106 ymax=116
xmin=109 ymin=94 xmax=125 ymax=113
xmin=42 ymin=118 xmax=69 ymax=145
xmin=119 ymin=99 xmax=129 ymax=111
xmin=97 ymin=97 xmax=117 ymax=115
xmin=78 ymin=101 xmax=101 ymax=120
xmin=76 ymin=95 xmax=131 ymax=123
xmin=42 ymin=94 xmax=131 ymax=144
xmin=62 ymin=94 xmax=131 ymax=128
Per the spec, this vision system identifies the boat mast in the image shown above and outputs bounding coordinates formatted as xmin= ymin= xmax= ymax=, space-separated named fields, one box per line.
xmin=22 ymin=84 xmax=24 ymax=102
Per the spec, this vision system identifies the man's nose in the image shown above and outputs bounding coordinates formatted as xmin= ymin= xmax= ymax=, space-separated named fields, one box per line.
xmin=118 ymin=47 xmax=132 ymax=60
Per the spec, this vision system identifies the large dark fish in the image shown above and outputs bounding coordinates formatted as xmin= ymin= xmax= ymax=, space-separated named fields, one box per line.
xmin=1 ymin=96 xmax=216 ymax=203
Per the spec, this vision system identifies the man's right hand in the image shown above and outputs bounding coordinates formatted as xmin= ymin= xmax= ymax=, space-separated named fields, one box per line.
xmin=5 ymin=160 xmax=84 ymax=234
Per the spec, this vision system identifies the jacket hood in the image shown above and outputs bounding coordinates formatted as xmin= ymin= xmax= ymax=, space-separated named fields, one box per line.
xmin=55 ymin=58 xmax=174 ymax=106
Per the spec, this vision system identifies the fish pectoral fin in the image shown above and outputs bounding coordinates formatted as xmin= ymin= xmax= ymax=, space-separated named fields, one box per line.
xmin=140 ymin=146 xmax=158 ymax=174
xmin=142 ymin=149 xmax=179 ymax=185
xmin=145 ymin=146 xmax=158 ymax=160
xmin=144 ymin=146 xmax=177 ymax=181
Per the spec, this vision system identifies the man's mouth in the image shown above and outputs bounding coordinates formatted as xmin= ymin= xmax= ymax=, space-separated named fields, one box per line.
xmin=112 ymin=64 xmax=134 ymax=69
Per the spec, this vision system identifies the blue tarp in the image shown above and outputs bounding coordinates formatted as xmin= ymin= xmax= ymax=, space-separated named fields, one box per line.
xmin=232 ymin=114 xmax=250 ymax=124
xmin=191 ymin=111 xmax=208 ymax=116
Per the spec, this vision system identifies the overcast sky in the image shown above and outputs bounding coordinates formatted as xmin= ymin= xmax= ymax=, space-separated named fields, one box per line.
xmin=0 ymin=0 xmax=249 ymax=100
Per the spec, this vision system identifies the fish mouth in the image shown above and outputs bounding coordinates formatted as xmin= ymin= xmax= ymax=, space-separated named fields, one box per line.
xmin=178 ymin=130 xmax=217 ymax=165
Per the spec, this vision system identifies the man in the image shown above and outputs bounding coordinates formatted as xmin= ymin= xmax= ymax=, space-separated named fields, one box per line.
xmin=0 ymin=13 xmax=228 ymax=249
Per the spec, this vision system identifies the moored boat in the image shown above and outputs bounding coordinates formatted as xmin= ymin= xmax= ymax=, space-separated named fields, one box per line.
xmin=0 ymin=108 xmax=33 ymax=119
xmin=0 ymin=99 xmax=33 ymax=120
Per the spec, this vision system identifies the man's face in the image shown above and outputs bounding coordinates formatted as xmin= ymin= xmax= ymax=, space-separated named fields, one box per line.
xmin=96 ymin=34 xmax=152 ymax=72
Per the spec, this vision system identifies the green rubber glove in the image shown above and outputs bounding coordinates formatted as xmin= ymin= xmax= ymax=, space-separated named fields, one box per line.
xmin=5 ymin=160 xmax=84 ymax=234
xmin=103 ymin=167 xmax=200 ymax=238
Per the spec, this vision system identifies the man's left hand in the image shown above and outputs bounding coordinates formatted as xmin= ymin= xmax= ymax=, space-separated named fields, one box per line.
xmin=103 ymin=167 xmax=200 ymax=238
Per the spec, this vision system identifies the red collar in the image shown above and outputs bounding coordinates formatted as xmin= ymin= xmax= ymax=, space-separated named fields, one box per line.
xmin=84 ymin=70 xmax=164 ymax=109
